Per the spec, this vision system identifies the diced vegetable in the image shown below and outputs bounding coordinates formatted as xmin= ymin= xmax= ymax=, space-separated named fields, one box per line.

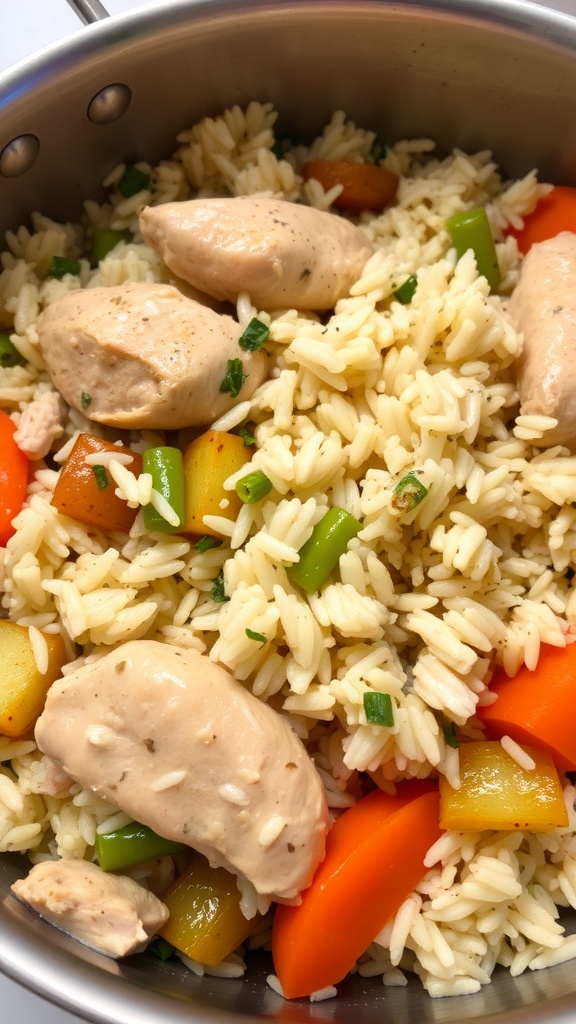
xmin=391 ymin=472 xmax=428 ymax=513
xmin=143 ymin=446 xmax=185 ymax=533
xmin=302 ymin=159 xmax=399 ymax=212
xmin=158 ymin=854 xmax=259 ymax=966
xmin=363 ymin=691 xmax=394 ymax=726
xmin=477 ymin=642 xmax=576 ymax=774
xmin=393 ymin=274 xmax=418 ymax=304
xmin=50 ymin=256 xmax=81 ymax=279
xmin=287 ymin=507 xmax=362 ymax=594
xmin=0 ymin=333 xmax=25 ymax=368
xmin=439 ymin=740 xmax=568 ymax=832
xmin=0 ymin=408 xmax=29 ymax=545
xmin=507 ymin=186 xmax=576 ymax=254
xmin=97 ymin=821 xmax=185 ymax=872
xmin=116 ymin=165 xmax=151 ymax=198
xmin=181 ymin=429 xmax=248 ymax=539
xmin=271 ymin=781 xmax=441 ymax=998
xmin=235 ymin=470 xmax=273 ymax=504
xmin=238 ymin=318 xmax=270 ymax=352
xmin=446 ymin=207 xmax=500 ymax=291
xmin=51 ymin=433 xmax=143 ymax=533
xmin=0 ymin=621 xmax=67 ymax=737
xmin=90 ymin=227 xmax=132 ymax=266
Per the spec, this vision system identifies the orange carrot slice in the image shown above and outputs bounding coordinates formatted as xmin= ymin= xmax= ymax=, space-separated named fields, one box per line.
xmin=271 ymin=780 xmax=441 ymax=998
xmin=302 ymin=160 xmax=399 ymax=212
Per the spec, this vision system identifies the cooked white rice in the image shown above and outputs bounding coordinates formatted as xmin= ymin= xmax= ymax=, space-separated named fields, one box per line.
xmin=1 ymin=100 xmax=576 ymax=998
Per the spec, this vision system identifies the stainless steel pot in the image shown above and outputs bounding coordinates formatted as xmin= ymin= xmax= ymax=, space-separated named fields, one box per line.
xmin=2 ymin=1 xmax=576 ymax=1021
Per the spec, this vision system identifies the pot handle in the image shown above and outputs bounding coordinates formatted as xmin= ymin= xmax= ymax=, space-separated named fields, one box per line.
xmin=65 ymin=0 xmax=110 ymax=24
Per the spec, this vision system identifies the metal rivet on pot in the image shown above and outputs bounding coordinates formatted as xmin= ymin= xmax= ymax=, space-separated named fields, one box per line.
xmin=0 ymin=134 xmax=40 ymax=178
xmin=88 ymin=83 xmax=132 ymax=125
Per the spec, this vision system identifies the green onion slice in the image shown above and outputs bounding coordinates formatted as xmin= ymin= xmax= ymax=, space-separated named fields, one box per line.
xmin=97 ymin=821 xmax=185 ymax=872
xmin=238 ymin=317 xmax=270 ymax=352
xmin=393 ymin=274 xmax=418 ymax=304
xmin=235 ymin=470 xmax=273 ymax=504
xmin=287 ymin=507 xmax=362 ymax=594
xmin=219 ymin=358 xmax=246 ymax=398
xmin=238 ymin=426 xmax=256 ymax=447
xmin=50 ymin=256 xmax=81 ymax=279
xmin=445 ymin=206 xmax=500 ymax=291
xmin=117 ymin=165 xmax=151 ymax=198
xmin=363 ymin=691 xmax=394 ymax=727
xmin=391 ymin=473 xmax=428 ymax=513
xmin=90 ymin=227 xmax=132 ymax=267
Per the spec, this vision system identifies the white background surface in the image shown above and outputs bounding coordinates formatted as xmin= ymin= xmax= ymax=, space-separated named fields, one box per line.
xmin=1 ymin=0 xmax=576 ymax=1020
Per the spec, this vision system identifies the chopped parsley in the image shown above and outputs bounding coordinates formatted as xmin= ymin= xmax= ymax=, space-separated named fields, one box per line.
xmin=92 ymin=465 xmax=109 ymax=490
xmin=238 ymin=426 xmax=256 ymax=447
xmin=363 ymin=691 xmax=394 ymax=727
xmin=148 ymin=937 xmax=175 ymax=961
xmin=246 ymin=628 xmax=267 ymax=648
xmin=219 ymin=358 xmax=246 ymax=398
xmin=51 ymin=256 xmax=81 ymax=279
xmin=393 ymin=274 xmax=418 ymax=305
xmin=444 ymin=722 xmax=460 ymax=749
xmin=367 ymin=139 xmax=387 ymax=165
xmin=196 ymin=535 xmax=221 ymax=554
xmin=0 ymin=332 xmax=25 ymax=368
xmin=238 ymin=317 xmax=270 ymax=352
xmin=211 ymin=572 xmax=229 ymax=603
xmin=80 ymin=391 xmax=92 ymax=410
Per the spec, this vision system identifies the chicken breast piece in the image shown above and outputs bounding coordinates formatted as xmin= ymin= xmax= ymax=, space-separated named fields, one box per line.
xmin=36 ymin=281 xmax=267 ymax=430
xmin=11 ymin=859 xmax=168 ymax=958
xmin=13 ymin=390 xmax=65 ymax=461
xmin=139 ymin=196 xmax=374 ymax=310
xmin=509 ymin=231 xmax=576 ymax=449
xmin=34 ymin=640 xmax=328 ymax=902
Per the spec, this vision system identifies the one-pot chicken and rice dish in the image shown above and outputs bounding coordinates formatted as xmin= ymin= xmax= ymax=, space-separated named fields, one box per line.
xmin=2 ymin=102 xmax=576 ymax=1000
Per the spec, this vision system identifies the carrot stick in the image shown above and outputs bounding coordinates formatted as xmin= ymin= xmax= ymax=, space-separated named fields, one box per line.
xmin=507 ymin=186 xmax=576 ymax=254
xmin=478 ymin=641 xmax=576 ymax=774
xmin=0 ymin=409 xmax=29 ymax=546
xmin=271 ymin=781 xmax=441 ymax=998
xmin=301 ymin=160 xmax=399 ymax=213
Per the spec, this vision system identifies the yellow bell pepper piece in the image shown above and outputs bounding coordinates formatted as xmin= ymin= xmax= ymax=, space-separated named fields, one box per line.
xmin=0 ymin=621 xmax=67 ymax=737
xmin=181 ymin=429 xmax=248 ymax=539
xmin=439 ymin=740 xmax=568 ymax=832
xmin=158 ymin=854 xmax=258 ymax=965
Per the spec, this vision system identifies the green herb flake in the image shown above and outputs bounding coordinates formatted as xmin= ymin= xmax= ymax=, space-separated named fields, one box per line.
xmin=196 ymin=535 xmax=221 ymax=554
xmin=238 ymin=426 xmax=256 ymax=447
xmin=246 ymin=628 xmax=267 ymax=648
xmin=238 ymin=317 xmax=270 ymax=352
xmin=80 ymin=391 xmax=92 ymax=410
xmin=219 ymin=358 xmax=246 ymax=398
xmin=51 ymin=256 xmax=82 ymax=279
xmin=391 ymin=473 xmax=428 ymax=513
xmin=211 ymin=572 xmax=229 ymax=604
xmin=0 ymin=332 xmax=25 ymax=368
xmin=367 ymin=140 xmax=387 ymax=165
xmin=117 ymin=165 xmax=151 ymax=198
xmin=444 ymin=722 xmax=460 ymax=749
xmin=393 ymin=274 xmax=418 ymax=305
xmin=92 ymin=464 xmax=109 ymax=491
xmin=148 ymin=937 xmax=175 ymax=961
xmin=363 ymin=691 xmax=394 ymax=727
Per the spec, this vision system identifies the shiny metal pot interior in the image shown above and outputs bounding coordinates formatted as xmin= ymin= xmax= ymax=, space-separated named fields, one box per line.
xmin=2 ymin=1 xmax=576 ymax=1021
